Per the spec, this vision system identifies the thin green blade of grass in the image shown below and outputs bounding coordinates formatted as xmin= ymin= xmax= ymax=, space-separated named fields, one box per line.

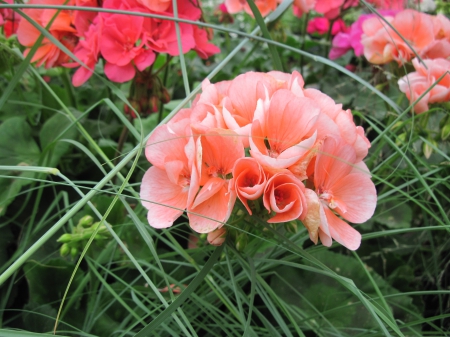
xmin=247 ymin=0 xmax=283 ymax=71
xmin=133 ymin=245 xmax=224 ymax=336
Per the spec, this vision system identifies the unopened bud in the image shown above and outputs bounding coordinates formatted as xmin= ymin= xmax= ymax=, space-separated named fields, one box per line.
xmin=207 ymin=227 xmax=227 ymax=246
xmin=160 ymin=88 xmax=171 ymax=104
xmin=235 ymin=233 xmax=248 ymax=252
xmin=57 ymin=233 xmax=72 ymax=243
xmin=60 ymin=243 xmax=70 ymax=256
xmin=70 ymin=247 xmax=78 ymax=259
xmin=441 ymin=124 xmax=450 ymax=141
xmin=423 ymin=141 xmax=436 ymax=159
xmin=79 ymin=215 xmax=94 ymax=228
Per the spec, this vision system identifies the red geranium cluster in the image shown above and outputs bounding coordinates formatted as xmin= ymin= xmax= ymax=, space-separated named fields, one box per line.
xmin=140 ymin=71 xmax=377 ymax=250
xmin=14 ymin=0 xmax=219 ymax=86
xmin=0 ymin=0 xmax=21 ymax=38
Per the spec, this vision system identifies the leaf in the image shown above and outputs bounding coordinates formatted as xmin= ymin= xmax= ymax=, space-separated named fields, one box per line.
xmin=247 ymin=0 xmax=283 ymax=71
xmin=23 ymin=259 xmax=84 ymax=308
xmin=39 ymin=111 xmax=79 ymax=167
xmin=376 ymin=202 xmax=412 ymax=229
xmin=0 ymin=176 xmax=22 ymax=216
xmin=22 ymin=303 xmax=58 ymax=333
xmin=0 ymin=117 xmax=41 ymax=214
xmin=0 ymin=117 xmax=40 ymax=166
xmin=271 ymin=251 xmax=421 ymax=333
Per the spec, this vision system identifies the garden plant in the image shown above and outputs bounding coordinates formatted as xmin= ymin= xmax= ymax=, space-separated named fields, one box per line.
xmin=0 ymin=0 xmax=449 ymax=336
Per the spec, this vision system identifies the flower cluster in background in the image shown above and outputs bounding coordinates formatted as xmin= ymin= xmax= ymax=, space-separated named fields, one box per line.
xmin=140 ymin=71 xmax=377 ymax=250
xmin=14 ymin=0 xmax=219 ymax=86
xmin=0 ymin=0 xmax=20 ymax=38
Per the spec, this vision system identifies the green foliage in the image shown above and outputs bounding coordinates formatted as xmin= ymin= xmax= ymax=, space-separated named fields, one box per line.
xmin=0 ymin=1 xmax=449 ymax=336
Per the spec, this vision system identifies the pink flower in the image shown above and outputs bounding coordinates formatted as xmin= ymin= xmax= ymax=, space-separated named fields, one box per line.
xmin=188 ymin=129 xmax=244 ymax=233
xmin=398 ymin=58 xmax=450 ymax=114
xmin=100 ymin=9 xmax=155 ymax=82
xmin=0 ymin=0 xmax=21 ymax=37
xmin=225 ymin=0 xmax=277 ymax=17
xmin=207 ymin=227 xmax=227 ymax=246
xmin=192 ymin=26 xmax=220 ymax=59
xmin=65 ymin=16 xmax=101 ymax=87
xmin=315 ymin=0 xmax=358 ymax=20
xmin=232 ymin=157 xmax=267 ymax=215
xmin=136 ymin=0 xmax=171 ymax=12
xmin=307 ymin=18 xmax=348 ymax=36
xmin=74 ymin=0 xmax=98 ymax=37
xmin=250 ymin=89 xmax=319 ymax=170
xmin=16 ymin=0 xmax=78 ymax=68
xmin=140 ymin=109 xmax=199 ymax=229
xmin=329 ymin=10 xmax=398 ymax=60
xmin=263 ymin=171 xmax=307 ymax=223
xmin=366 ymin=0 xmax=406 ymax=9
xmin=307 ymin=137 xmax=377 ymax=250
xmin=292 ymin=0 xmax=316 ymax=18
xmin=362 ymin=9 xmax=435 ymax=65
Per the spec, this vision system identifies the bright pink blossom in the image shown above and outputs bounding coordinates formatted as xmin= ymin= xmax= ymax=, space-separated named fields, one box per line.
xmin=315 ymin=0 xmax=358 ymax=20
xmin=0 ymin=0 xmax=20 ymax=37
xmin=307 ymin=18 xmax=348 ymax=36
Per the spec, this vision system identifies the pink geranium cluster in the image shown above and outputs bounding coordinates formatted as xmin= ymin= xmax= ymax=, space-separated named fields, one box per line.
xmin=398 ymin=58 xmax=450 ymax=113
xmin=15 ymin=0 xmax=219 ymax=86
xmin=140 ymin=71 xmax=377 ymax=250
xmin=0 ymin=0 xmax=20 ymax=38
xmin=293 ymin=0 xmax=358 ymax=19
xmin=361 ymin=9 xmax=450 ymax=65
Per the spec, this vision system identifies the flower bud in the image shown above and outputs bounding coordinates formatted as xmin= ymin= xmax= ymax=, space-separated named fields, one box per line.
xmin=441 ymin=124 xmax=450 ymax=141
xmin=60 ymin=243 xmax=70 ymax=256
xmin=235 ymin=233 xmax=248 ymax=252
xmin=70 ymin=247 xmax=78 ymax=259
xmin=79 ymin=215 xmax=94 ymax=228
xmin=207 ymin=227 xmax=227 ymax=246
xmin=57 ymin=233 xmax=72 ymax=243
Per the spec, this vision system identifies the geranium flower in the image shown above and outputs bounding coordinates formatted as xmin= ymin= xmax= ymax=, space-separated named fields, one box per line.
xmin=398 ymin=58 xmax=450 ymax=114
xmin=306 ymin=137 xmax=377 ymax=250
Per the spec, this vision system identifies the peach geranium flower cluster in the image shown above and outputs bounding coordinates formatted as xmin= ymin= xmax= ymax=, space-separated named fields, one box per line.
xmin=140 ymin=71 xmax=377 ymax=250
xmin=15 ymin=0 xmax=219 ymax=86
xmin=360 ymin=9 xmax=450 ymax=113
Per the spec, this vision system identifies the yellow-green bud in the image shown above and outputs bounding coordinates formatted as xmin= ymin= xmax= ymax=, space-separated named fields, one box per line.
xmin=57 ymin=233 xmax=72 ymax=243
xmin=60 ymin=243 xmax=70 ymax=256
xmin=235 ymin=233 xmax=248 ymax=252
xmin=70 ymin=247 xmax=78 ymax=259
xmin=79 ymin=215 xmax=94 ymax=228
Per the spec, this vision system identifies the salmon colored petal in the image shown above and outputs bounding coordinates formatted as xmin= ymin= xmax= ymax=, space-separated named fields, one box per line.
xmin=324 ymin=207 xmax=361 ymax=250
xmin=200 ymin=129 xmax=244 ymax=176
xmin=192 ymin=177 xmax=226 ymax=209
xmin=331 ymin=172 xmax=377 ymax=223
xmin=145 ymin=123 xmax=190 ymax=169
xmin=314 ymin=137 xmax=356 ymax=190
xmin=263 ymin=172 xmax=307 ymax=223
xmin=164 ymin=160 xmax=185 ymax=186
xmin=140 ymin=166 xmax=188 ymax=229
xmin=188 ymin=184 xmax=233 ymax=233
xmin=265 ymin=90 xmax=319 ymax=154
xmin=233 ymin=157 xmax=266 ymax=215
